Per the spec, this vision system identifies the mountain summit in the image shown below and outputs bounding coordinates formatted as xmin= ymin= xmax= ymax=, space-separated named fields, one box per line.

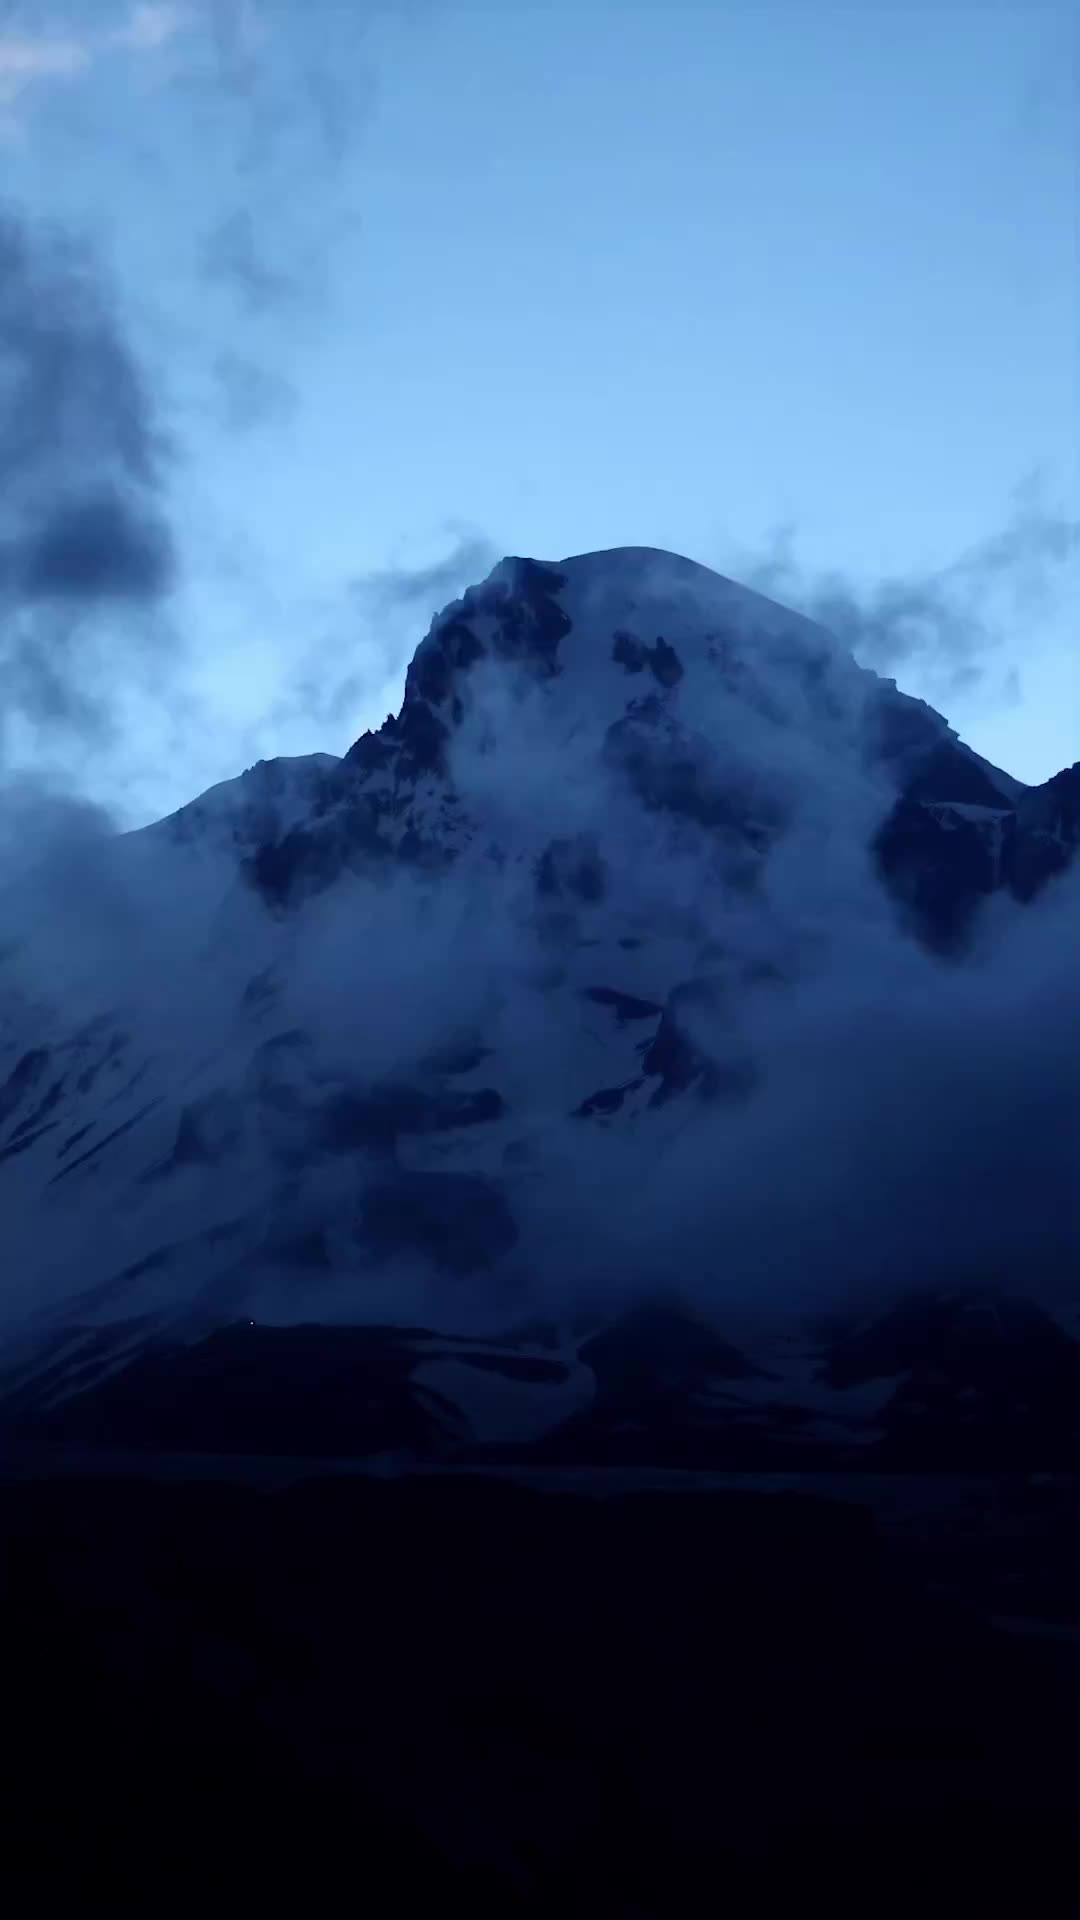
xmin=158 ymin=547 xmax=1036 ymax=933
xmin=1 ymin=546 xmax=1078 ymax=1460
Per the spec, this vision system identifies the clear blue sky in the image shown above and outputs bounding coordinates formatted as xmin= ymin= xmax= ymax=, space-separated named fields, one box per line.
xmin=2 ymin=0 xmax=1077 ymax=822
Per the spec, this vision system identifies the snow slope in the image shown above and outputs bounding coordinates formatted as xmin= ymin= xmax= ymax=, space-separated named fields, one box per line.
xmin=0 ymin=548 xmax=1077 ymax=1420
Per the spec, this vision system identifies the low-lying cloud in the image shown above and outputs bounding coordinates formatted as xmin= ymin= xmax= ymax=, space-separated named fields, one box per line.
xmin=7 ymin=544 xmax=1077 ymax=1345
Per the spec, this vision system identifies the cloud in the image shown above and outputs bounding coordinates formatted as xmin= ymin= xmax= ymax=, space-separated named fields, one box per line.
xmin=262 ymin=532 xmax=500 ymax=749
xmin=0 ymin=769 xmax=114 ymax=888
xmin=14 ymin=491 xmax=175 ymax=603
xmin=0 ymin=30 xmax=90 ymax=93
xmin=211 ymin=348 xmax=296 ymax=431
xmin=0 ymin=0 xmax=396 ymax=827
xmin=200 ymin=208 xmax=298 ymax=313
xmin=0 ymin=3 xmax=194 ymax=135
xmin=109 ymin=3 xmax=195 ymax=54
xmin=732 ymin=478 xmax=1080 ymax=705
xmin=236 ymin=722 xmax=1080 ymax=1332
xmin=0 ymin=204 xmax=180 ymax=771
xmin=357 ymin=535 xmax=501 ymax=620
xmin=178 ymin=2 xmax=375 ymax=328
xmin=198 ymin=0 xmax=367 ymax=164
xmin=0 ymin=209 xmax=169 ymax=489
xmin=205 ymin=0 xmax=271 ymax=87
xmin=1 ymin=537 xmax=1079 ymax=1346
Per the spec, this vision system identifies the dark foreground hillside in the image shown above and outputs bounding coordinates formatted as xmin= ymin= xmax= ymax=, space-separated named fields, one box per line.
xmin=3 ymin=1470 xmax=1078 ymax=1913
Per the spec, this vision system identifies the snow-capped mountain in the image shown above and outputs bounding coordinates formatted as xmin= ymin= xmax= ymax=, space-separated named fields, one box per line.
xmin=2 ymin=547 xmax=1078 ymax=1462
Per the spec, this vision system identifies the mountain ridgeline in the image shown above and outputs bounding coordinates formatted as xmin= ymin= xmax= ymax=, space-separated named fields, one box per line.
xmin=1 ymin=547 xmax=1078 ymax=1466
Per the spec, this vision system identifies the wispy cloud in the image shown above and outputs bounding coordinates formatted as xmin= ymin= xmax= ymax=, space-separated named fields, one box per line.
xmin=200 ymin=207 xmax=298 ymax=313
xmin=0 ymin=30 xmax=91 ymax=117
xmin=0 ymin=2 xmax=195 ymax=135
xmin=184 ymin=3 xmax=375 ymax=326
xmin=109 ymin=3 xmax=195 ymax=54
xmin=211 ymin=348 xmax=296 ymax=431
xmin=730 ymin=477 xmax=1080 ymax=707
xmin=262 ymin=532 xmax=500 ymax=753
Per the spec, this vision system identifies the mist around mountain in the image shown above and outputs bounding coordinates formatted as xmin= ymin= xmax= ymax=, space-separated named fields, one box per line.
xmin=0 ymin=545 xmax=1077 ymax=1463
xmin=4 ymin=546 xmax=1080 ymax=1907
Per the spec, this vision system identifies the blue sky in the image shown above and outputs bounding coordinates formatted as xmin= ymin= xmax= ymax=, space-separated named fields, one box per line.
xmin=1 ymin=0 xmax=1076 ymax=824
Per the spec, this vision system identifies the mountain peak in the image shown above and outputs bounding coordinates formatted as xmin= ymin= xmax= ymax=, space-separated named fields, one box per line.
xmin=264 ymin=546 xmax=1023 ymax=923
xmin=346 ymin=545 xmax=867 ymax=787
xmin=1 ymin=540 xmax=1077 ymax=1369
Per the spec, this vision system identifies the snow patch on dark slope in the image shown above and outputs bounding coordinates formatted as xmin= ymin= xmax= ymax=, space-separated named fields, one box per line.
xmin=1 ymin=545 xmax=1078 ymax=1462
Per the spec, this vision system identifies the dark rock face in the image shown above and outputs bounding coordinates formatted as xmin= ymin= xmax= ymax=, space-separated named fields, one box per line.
xmin=582 ymin=985 xmax=661 ymax=1024
xmin=10 ymin=1287 xmax=1080 ymax=1479
xmin=535 ymin=833 xmax=608 ymax=902
xmin=389 ymin=697 xmax=451 ymax=780
xmin=387 ymin=560 xmax=572 ymax=769
xmin=358 ymin=1171 xmax=518 ymax=1275
xmin=249 ymin=1030 xmax=312 ymax=1112
xmin=0 ymin=1049 xmax=52 ymax=1130
xmin=1006 ymin=763 xmax=1080 ymax=901
xmin=347 ymin=557 xmax=571 ymax=768
xmin=0 ymin=1052 xmax=50 ymax=1121
xmin=242 ymin=1040 xmax=508 ymax=1171
xmin=874 ymin=796 xmax=1000 ymax=953
xmin=861 ymin=681 xmax=955 ymax=775
xmin=73 ymin=1028 xmax=129 ymax=1098
xmin=573 ymin=1078 xmax=645 ymax=1118
xmin=874 ymin=757 xmax=1080 ymax=951
xmin=611 ymin=629 xmax=685 ymax=688
xmin=444 ymin=1284 xmax=1080 ymax=1476
xmin=904 ymin=741 xmax=1016 ymax=808
xmin=247 ymin=823 xmax=353 ymax=909
xmin=0 ymin=1113 xmax=62 ymax=1165
xmin=642 ymin=978 xmax=757 ymax=1105
xmin=241 ymin=967 xmax=278 ymax=1013
xmin=582 ymin=1302 xmax=759 ymax=1405
xmin=604 ymin=704 xmax=788 ymax=858
xmin=821 ymin=1292 xmax=1080 ymax=1468
xmin=246 ymin=799 xmax=394 ymax=910
xmin=822 ymin=1291 xmax=1074 ymax=1388
xmin=246 ymin=562 xmax=576 ymax=910
xmin=49 ymin=1099 xmax=161 ymax=1183
xmin=150 ymin=1094 xmax=244 ymax=1176
xmin=513 ymin=1302 xmax=778 ymax=1468
xmin=321 ymin=1084 xmax=504 ymax=1156
xmin=4 ymin=1322 xmax=463 ymax=1456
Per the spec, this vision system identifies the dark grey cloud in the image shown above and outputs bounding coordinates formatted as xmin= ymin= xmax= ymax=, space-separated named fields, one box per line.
xmin=15 ymin=490 xmax=175 ymax=603
xmin=0 ymin=210 xmax=168 ymax=494
xmin=0 ymin=202 xmax=180 ymax=779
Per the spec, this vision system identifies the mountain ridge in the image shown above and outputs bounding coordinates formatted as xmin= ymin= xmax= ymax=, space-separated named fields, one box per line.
xmin=1 ymin=544 xmax=1078 ymax=1464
